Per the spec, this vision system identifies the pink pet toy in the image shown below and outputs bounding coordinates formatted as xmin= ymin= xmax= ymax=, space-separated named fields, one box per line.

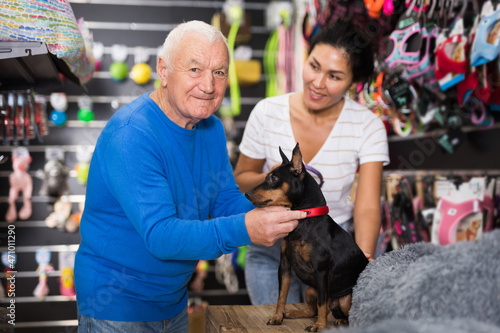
xmin=6 ymin=147 xmax=33 ymax=223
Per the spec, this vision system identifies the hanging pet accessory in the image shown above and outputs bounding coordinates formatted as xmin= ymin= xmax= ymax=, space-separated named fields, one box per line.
xmin=33 ymin=248 xmax=54 ymax=300
xmin=5 ymin=146 xmax=33 ymax=223
xmin=59 ymin=250 xmax=76 ymax=298
xmin=129 ymin=46 xmax=152 ymax=85
xmin=77 ymin=95 xmax=95 ymax=123
xmin=75 ymin=145 xmax=94 ymax=186
xmin=49 ymin=92 xmax=68 ymax=127
xmin=38 ymin=146 xmax=69 ymax=198
xmin=224 ymin=0 xmax=243 ymax=117
xmin=93 ymin=41 xmax=104 ymax=72
xmin=109 ymin=44 xmax=129 ymax=83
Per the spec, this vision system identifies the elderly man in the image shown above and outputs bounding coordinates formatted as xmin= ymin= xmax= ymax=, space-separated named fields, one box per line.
xmin=75 ymin=20 xmax=305 ymax=332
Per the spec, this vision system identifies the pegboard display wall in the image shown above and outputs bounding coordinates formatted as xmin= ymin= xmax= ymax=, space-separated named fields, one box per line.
xmin=0 ymin=1 xmax=274 ymax=331
xmin=2 ymin=1 xmax=500 ymax=332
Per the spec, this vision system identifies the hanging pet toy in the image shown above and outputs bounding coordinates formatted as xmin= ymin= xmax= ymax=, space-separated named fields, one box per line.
xmin=109 ymin=44 xmax=129 ymax=83
xmin=38 ymin=147 xmax=69 ymax=198
xmin=59 ymin=251 xmax=76 ymax=298
xmin=6 ymin=147 xmax=33 ymax=223
xmin=33 ymin=248 xmax=54 ymax=300
xmin=224 ymin=0 xmax=243 ymax=116
xmin=77 ymin=95 xmax=94 ymax=123
xmin=93 ymin=41 xmax=104 ymax=72
xmin=130 ymin=46 xmax=152 ymax=85
xmin=49 ymin=92 xmax=68 ymax=127
xmin=75 ymin=145 xmax=94 ymax=186
xmin=44 ymin=195 xmax=72 ymax=230
xmin=65 ymin=200 xmax=84 ymax=233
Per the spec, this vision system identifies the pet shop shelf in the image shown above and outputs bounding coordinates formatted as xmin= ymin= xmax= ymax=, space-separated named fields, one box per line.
xmin=0 ymin=194 xmax=85 ymax=204
xmin=0 ymin=0 xmax=94 ymax=88
xmin=6 ymin=319 xmax=78 ymax=329
xmin=0 ymin=42 xmax=75 ymax=92
xmin=0 ymin=244 xmax=79 ymax=253
xmin=0 ymin=296 xmax=75 ymax=303
xmin=387 ymin=122 xmax=500 ymax=142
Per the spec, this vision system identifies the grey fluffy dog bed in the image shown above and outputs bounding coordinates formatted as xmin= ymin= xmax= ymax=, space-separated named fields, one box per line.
xmin=324 ymin=229 xmax=500 ymax=333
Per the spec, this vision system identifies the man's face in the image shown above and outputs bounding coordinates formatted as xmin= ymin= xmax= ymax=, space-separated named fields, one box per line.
xmin=162 ymin=32 xmax=229 ymax=128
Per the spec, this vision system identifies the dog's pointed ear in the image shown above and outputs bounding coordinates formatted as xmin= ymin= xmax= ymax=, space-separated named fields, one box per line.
xmin=291 ymin=143 xmax=304 ymax=176
xmin=279 ymin=146 xmax=290 ymax=164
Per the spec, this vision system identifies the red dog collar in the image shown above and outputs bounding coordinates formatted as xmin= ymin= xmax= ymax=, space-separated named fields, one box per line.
xmin=300 ymin=206 xmax=329 ymax=217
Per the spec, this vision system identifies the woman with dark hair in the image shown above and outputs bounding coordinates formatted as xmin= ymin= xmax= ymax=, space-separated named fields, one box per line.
xmin=234 ymin=20 xmax=390 ymax=305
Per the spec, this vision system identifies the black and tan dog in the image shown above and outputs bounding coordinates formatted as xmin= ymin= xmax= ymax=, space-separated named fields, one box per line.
xmin=245 ymin=143 xmax=368 ymax=332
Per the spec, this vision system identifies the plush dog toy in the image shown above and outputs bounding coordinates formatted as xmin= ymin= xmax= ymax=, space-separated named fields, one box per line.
xmin=33 ymin=248 xmax=54 ymax=300
xmin=39 ymin=159 xmax=69 ymax=198
xmin=5 ymin=147 xmax=33 ymax=223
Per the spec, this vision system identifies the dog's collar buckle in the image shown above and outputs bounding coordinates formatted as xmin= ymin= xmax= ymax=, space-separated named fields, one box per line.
xmin=300 ymin=206 xmax=329 ymax=217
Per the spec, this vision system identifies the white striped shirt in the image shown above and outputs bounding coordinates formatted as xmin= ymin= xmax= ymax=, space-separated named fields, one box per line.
xmin=239 ymin=93 xmax=390 ymax=224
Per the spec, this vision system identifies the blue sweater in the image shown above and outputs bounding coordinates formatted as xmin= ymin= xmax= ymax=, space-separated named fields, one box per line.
xmin=75 ymin=92 xmax=254 ymax=321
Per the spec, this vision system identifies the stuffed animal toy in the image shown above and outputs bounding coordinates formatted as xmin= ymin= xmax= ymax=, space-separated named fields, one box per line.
xmin=44 ymin=196 xmax=72 ymax=230
xmin=58 ymin=251 xmax=76 ymax=298
xmin=75 ymin=146 xmax=93 ymax=186
xmin=33 ymin=248 xmax=54 ymax=300
xmin=39 ymin=159 xmax=69 ymax=198
xmin=65 ymin=201 xmax=83 ymax=233
xmin=59 ymin=267 xmax=76 ymax=297
xmin=5 ymin=147 xmax=33 ymax=223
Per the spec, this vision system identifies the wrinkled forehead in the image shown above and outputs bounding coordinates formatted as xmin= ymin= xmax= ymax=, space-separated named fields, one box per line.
xmin=176 ymin=32 xmax=229 ymax=65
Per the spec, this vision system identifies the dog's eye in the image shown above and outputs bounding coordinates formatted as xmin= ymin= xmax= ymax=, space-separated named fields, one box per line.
xmin=267 ymin=174 xmax=278 ymax=184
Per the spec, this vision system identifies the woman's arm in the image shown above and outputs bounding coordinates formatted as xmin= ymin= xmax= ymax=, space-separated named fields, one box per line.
xmin=353 ymin=161 xmax=384 ymax=260
xmin=233 ymin=153 xmax=267 ymax=193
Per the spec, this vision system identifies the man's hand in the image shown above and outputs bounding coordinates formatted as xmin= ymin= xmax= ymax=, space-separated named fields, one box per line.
xmin=245 ymin=207 xmax=306 ymax=246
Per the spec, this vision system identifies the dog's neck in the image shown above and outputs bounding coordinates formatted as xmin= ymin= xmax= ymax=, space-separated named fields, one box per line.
xmin=291 ymin=173 xmax=327 ymax=211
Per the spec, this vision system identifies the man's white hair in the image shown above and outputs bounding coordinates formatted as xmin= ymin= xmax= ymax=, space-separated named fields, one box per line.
xmin=161 ymin=20 xmax=229 ymax=72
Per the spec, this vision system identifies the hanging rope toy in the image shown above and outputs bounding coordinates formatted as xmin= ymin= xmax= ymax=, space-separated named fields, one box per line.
xmin=224 ymin=0 xmax=243 ymax=116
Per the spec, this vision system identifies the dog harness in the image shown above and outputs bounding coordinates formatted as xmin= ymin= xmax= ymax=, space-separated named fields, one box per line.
xmin=456 ymin=16 xmax=479 ymax=106
xmin=300 ymin=206 xmax=329 ymax=218
xmin=385 ymin=16 xmax=422 ymax=69
xmin=470 ymin=5 xmax=500 ymax=67
xmin=457 ymin=71 xmax=479 ymax=107
xmin=437 ymin=197 xmax=480 ymax=245
xmin=404 ymin=25 xmax=439 ymax=80
xmin=434 ymin=32 xmax=468 ymax=90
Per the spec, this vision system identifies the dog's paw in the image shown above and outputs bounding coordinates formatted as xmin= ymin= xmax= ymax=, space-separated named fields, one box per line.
xmin=267 ymin=313 xmax=284 ymax=325
xmin=305 ymin=323 xmax=325 ymax=332
xmin=333 ymin=318 xmax=349 ymax=326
